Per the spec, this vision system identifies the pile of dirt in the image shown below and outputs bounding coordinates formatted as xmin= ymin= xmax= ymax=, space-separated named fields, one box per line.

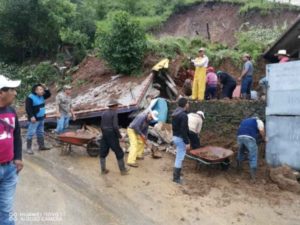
xmin=155 ymin=2 xmax=299 ymax=47
xmin=70 ymin=56 xmax=113 ymax=96
xmin=270 ymin=165 xmax=300 ymax=194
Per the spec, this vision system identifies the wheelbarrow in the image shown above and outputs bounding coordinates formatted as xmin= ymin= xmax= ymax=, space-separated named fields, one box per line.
xmin=58 ymin=131 xmax=100 ymax=157
xmin=186 ymin=146 xmax=233 ymax=170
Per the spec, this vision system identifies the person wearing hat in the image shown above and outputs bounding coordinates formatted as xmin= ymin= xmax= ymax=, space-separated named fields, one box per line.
xmin=25 ymin=83 xmax=51 ymax=154
xmin=237 ymin=116 xmax=266 ymax=181
xmin=191 ymin=47 xmax=209 ymax=101
xmin=275 ymin=49 xmax=290 ymax=63
xmin=0 ymin=75 xmax=23 ymax=224
xmin=217 ymin=71 xmax=237 ymax=99
xmin=188 ymin=111 xmax=205 ymax=150
xmin=238 ymin=53 xmax=254 ymax=99
xmin=55 ymin=85 xmax=76 ymax=134
xmin=172 ymin=97 xmax=190 ymax=184
xmin=99 ymin=99 xmax=129 ymax=175
xmin=127 ymin=110 xmax=159 ymax=167
xmin=205 ymin=66 xmax=218 ymax=100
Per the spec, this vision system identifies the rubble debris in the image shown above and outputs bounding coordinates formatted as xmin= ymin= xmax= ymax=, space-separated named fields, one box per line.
xmin=149 ymin=122 xmax=173 ymax=144
xmin=269 ymin=165 xmax=300 ymax=194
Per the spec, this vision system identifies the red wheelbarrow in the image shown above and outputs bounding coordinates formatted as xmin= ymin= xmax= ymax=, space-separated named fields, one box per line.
xmin=186 ymin=146 xmax=234 ymax=170
xmin=58 ymin=131 xmax=100 ymax=157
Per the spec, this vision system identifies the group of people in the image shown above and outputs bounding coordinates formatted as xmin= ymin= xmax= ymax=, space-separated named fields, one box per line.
xmin=190 ymin=48 xmax=291 ymax=101
xmin=0 ymin=48 xmax=290 ymax=224
xmin=171 ymin=97 xmax=266 ymax=184
xmin=188 ymin=48 xmax=254 ymax=101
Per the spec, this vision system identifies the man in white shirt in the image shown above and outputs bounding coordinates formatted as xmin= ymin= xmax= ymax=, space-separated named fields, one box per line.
xmin=187 ymin=111 xmax=205 ymax=149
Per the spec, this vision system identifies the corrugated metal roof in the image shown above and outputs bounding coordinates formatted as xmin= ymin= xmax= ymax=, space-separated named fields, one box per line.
xmin=19 ymin=73 xmax=154 ymax=124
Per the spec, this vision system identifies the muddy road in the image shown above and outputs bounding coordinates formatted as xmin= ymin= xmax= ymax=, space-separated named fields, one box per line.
xmin=15 ymin=138 xmax=300 ymax=225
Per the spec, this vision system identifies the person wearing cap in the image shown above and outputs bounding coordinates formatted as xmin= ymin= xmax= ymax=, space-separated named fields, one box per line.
xmin=191 ymin=47 xmax=209 ymax=101
xmin=237 ymin=116 xmax=266 ymax=181
xmin=217 ymin=71 xmax=237 ymax=99
xmin=0 ymin=75 xmax=23 ymax=225
xmin=205 ymin=67 xmax=218 ymax=100
xmin=99 ymin=99 xmax=129 ymax=175
xmin=127 ymin=110 xmax=159 ymax=167
xmin=172 ymin=98 xmax=190 ymax=184
xmin=238 ymin=53 xmax=254 ymax=99
xmin=188 ymin=111 xmax=205 ymax=149
xmin=55 ymin=85 xmax=76 ymax=134
xmin=25 ymin=83 xmax=51 ymax=154
xmin=275 ymin=49 xmax=290 ymax=63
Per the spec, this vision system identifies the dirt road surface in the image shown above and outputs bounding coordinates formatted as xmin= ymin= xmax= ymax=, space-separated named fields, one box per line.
xmin=15 ymin=139 xmax=300 ymax=225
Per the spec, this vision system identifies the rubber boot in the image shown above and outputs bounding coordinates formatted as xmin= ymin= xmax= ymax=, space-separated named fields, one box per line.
xmin=100 ymin=158 xmax=109 ymax=175
xmin=250 ymin=168 xmax=257 ymax=181
xmin=173 ymin=168 xmax=182 ymax=184
xmin=26 ymin=139 xmax=34 ymax=155
xmin=37 ymin=137 xmax=51 ymax=151
xmin=236 ymin=160 xmax=242 ymax=173
xmin=117 ymin=159 xmax=130 ymax=176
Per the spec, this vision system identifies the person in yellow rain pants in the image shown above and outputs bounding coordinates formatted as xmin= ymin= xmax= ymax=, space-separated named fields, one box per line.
xmin=191 ymin=48 xmax=209 ymax=101
xmin=127 ymin=110 xmax=159 ymax=167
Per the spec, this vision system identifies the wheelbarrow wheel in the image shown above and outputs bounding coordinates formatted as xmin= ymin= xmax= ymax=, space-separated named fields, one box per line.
xmin=87 ymin=140 xmax=100 ymax=157
xmin=221 ymin=158 xmax=230 ymax=171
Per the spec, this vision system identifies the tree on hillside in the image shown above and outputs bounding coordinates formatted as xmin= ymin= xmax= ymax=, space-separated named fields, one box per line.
xmin=0 ymin=0 xmax=95 ymax=63
xmin=96 ymin=11 xmax=147 ymax=75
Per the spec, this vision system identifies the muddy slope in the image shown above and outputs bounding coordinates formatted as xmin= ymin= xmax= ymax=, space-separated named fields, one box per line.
xmin=155 ymin=2 xmax=300 ymax=46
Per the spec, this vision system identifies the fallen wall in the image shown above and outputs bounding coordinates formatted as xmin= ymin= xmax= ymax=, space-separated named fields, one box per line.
xmin=168 ymin=100 xmax=266 ymax=150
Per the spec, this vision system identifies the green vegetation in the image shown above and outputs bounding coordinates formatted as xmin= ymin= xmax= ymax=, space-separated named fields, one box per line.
xmin=96 ymin=11 xmax=147 ymax=75
xmin=147 ymin=22 xmax=285 ymax=67
xmin=0 ymin=0 xmax=298 ymax=81
xmin=0 ymin=62 xmax=60 ymax=101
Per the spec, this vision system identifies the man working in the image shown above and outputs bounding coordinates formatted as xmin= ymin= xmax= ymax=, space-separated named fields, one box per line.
xmin=188 ymin=111 xmax=205 ymax=150
xmin=55 ymin=85 xmax=76 ymax=134
xmin=205 ymin=67 xmax=218 ymax=100
xmin=237 ymin=116 xmax=265 ymax=181
xmin=238 ymin=53 xmax=254 ymax=99
xmin=217 ymin=71 xmax=237 ymax=99
xmin=25 ymin=83 xmax=51 ymax=154
xmin=191 ymin=48 xmax=209 ymax=101
xmin=172 ymin=98 xmax=190 ymax=184
xmin=99 ymin=99 xmax=129 ymax=175
xmin=127 ymin=110 xmax=159 ymax=167
xmin=0 ymin=75 xmax=23 ymax=225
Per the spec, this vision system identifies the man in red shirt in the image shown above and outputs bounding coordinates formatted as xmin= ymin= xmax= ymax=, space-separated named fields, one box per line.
xmin=0 ymin=75 xmax=23 ymax=225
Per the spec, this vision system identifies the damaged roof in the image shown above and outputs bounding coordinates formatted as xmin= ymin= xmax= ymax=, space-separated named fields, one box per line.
xmin=263 ymin=16 xmax=300 ymax=63
xmin=19 ymin=73 xmax=154 ymax=123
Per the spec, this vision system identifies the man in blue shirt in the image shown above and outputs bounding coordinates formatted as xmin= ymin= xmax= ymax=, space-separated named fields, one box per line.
xmin=237 ymin=117 xmax=265 ymax=181
xmin=25 ymin=84 xmax=51 ymax=154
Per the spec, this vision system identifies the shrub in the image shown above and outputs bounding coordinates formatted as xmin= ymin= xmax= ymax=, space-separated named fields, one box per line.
xmin=96 ymin=11 xmax=147 ymax=75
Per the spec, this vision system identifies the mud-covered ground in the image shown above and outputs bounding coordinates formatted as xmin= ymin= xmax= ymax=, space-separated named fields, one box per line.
xmin=15 ymin=135 xmax=300 ymax=225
